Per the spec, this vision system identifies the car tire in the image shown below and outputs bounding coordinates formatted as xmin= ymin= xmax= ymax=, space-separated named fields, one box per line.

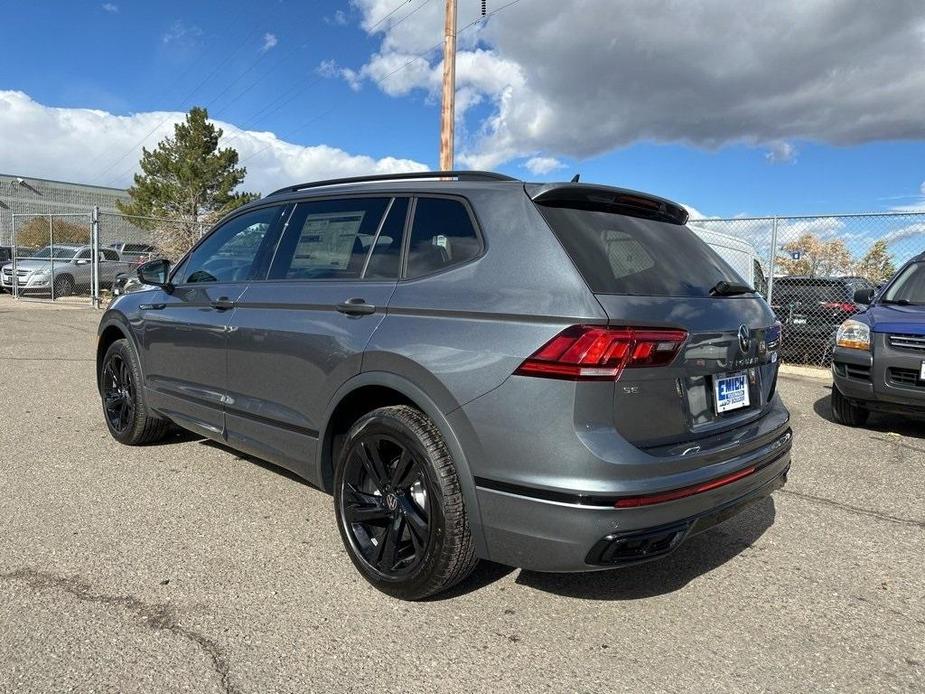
xmin=831 ymin=385 xmax=869 ymax=427
xmin=100 ymin=338 xmax=170 ymax=445
xmin=334 ymin=405 xmax=478 ymax=600
xmin=53 ymin=274 xmax=74 ymax=297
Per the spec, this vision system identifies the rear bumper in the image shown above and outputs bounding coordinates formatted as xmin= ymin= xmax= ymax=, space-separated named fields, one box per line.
xmin=473 ymin=441 xmax=791 ymax=572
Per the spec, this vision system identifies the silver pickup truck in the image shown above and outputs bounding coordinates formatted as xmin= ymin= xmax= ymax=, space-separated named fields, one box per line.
xmin=0 ymin=244 xmax=134 ymax=296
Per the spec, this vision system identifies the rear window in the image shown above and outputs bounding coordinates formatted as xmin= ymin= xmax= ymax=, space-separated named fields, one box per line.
xmin=537 ymin=203 xmax=742 ymax=297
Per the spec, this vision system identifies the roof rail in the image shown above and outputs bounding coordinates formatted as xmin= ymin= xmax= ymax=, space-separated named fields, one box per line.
xmin=267 ymin=170 xmax=519 ymax=197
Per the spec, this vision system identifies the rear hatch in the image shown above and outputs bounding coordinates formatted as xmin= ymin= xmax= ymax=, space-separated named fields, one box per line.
xmin=530 ymin=184 xmax=781 ymax=448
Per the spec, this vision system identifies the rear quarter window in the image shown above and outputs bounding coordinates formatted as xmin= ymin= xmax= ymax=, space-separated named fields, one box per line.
xmin=405 ymin=197 xmax=482 ymax=279
xmin=536 ymin=203 xmax=742 ymax=297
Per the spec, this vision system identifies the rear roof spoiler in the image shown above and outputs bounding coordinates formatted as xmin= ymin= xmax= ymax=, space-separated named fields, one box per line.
xmin=527 ymin=183 xmax=689 ymax=225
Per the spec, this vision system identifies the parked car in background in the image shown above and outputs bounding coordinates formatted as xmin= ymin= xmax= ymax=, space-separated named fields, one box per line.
xmin=770 ymin=276 xmax=876 ymax=365
xmin=0 ymin=247 xmax=37 ymax=268
xmin=1 ymin=244 xmax=134 ymax=296
xmin=97 ymin=171 xmax=791 ymax=600
xmin=831 ymin=253 xmax=925 ymax=424
xmin=109 ymin=241 xmax=157 ymax=266
xmin=691 ymin=226 xmax=769 ymax=296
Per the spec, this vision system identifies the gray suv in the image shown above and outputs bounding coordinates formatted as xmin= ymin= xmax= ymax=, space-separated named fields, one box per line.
xmin=97 ymin=171 xmax=792 ymax=599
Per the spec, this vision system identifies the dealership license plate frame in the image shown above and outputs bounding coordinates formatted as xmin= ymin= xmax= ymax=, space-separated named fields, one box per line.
xmin=714 ymin=372 xmax=751 ymax=414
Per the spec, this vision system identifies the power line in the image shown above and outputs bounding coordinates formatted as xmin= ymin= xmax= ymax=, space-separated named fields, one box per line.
xmin=116 ymin=0 xmax=528 ymax=185
xmin=366 ymin=0 xmax=414 ymax=31
xmin=387 ymin=0 xmax=436 ymax=32
xmin=238 ymin=0 xmax=527 ymax=170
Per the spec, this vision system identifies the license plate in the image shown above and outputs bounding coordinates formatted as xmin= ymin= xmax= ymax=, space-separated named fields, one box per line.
xmin=920 ymin=361 xmax=925 ymax=381
xmin=714 ymin=372 xmax=751 ymax=413
xmin=792 ymin=317 xmax=807 ymax=325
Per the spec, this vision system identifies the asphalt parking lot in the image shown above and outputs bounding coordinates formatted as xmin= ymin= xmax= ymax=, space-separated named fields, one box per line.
xmin=0 ymin=295 xmax=922 ymax=693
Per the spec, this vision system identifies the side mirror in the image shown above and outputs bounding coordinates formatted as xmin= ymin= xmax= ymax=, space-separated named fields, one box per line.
xmin=137 ymin=258 xmax=172 ymax=291
xmin=854 ymin=287 xmax=875 ymax=305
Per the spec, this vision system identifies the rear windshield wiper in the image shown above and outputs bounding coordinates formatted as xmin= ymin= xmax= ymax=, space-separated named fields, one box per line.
xmin=710 ymin=280 xmax=755 ymax=296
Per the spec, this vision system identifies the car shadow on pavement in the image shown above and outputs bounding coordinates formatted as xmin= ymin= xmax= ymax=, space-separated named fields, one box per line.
xmin=197 ymin=439 xmax=319 ymax=488
xmin=142 ymin=429 xmax=780 ymax=602
xmin=813 ymin=392 xmax=925 ymax=440
xmin=512 ymin=497 xmax=776 ymax=601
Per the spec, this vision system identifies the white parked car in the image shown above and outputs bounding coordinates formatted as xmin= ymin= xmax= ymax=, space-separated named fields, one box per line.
xmin=691 ymin=226 xmax=768 ymax=295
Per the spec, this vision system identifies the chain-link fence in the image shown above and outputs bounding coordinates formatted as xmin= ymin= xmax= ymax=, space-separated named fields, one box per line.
xmin=690 ymin=212 xmax=925 ymax=366
xmin=3 ymin=198 xmax=923 ymax=370
xmin=2 ymin=212 xmax=92 ymax=302
xmin=3 ymin=208 xmax=200 ymax=306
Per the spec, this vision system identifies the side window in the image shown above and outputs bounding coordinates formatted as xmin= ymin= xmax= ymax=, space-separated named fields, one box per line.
xmin=102 ymin=249 xmax=120 ymax=261
xmin=269 ymin=198 xmax=390 ymax=280
xmin=364 ymin=198 xmax=409 ymax=280
xmin=405 ymin=197 xmax=481 ymax=279
xmin=178 ymin=205 xmax=285 ymax=284
xmin=76 ymin=249 xmax=92 ymax=260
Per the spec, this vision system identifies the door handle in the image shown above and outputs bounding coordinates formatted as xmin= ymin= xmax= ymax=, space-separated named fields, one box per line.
xmin=210 ymin=297 xmax=236 ymax=311
xmin=335 ymin=298 xmax=376 ymax=316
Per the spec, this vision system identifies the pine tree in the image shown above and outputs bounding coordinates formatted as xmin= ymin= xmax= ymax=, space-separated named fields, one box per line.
xmin=117 ymin=107 xmax=258 ymax=258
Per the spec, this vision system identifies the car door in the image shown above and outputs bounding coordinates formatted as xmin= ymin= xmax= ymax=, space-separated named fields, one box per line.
xmin=224 ymin=196 xmax=409 ymax=482
xmin=72 ymin=248 xmax=93 ymax=286
xmin=140 ymin=204 xmax=289 ymax=440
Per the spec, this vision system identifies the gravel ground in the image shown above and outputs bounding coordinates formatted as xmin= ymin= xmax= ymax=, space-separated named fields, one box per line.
xmin=0 ymin=295 xmax=922 ymax=693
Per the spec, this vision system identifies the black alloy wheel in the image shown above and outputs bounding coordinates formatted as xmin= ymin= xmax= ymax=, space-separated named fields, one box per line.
xmin=334 ymin=405 xmax=477 ymax=600
xmin=99 ymin=338 xmax=170 ymax=445
xmin=103 ymin=352 xmax=136 ymax=434
xmin=340 ymin=433 xmax=432 ymax=578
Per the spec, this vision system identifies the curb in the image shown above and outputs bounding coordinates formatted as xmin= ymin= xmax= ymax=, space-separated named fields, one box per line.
xmin=779 ymin=363 xmax=831 ymax=381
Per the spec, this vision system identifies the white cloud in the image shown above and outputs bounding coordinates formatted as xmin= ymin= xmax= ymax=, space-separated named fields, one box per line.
xmin=764 ymin=141 xmax=797 ymax=164
xmin=0 ymin=90 xmax=427 ymax=195
xmin=162 ymin=19 xmax=202 ymax=45
xmin=347 ymin=0 xmax=925 ymax=169
xmin=889 ymin=181 xmax=925 ymax=212
xmin=316 ymin=59 xmax=339 ymax=78
xmin=326 ymin=9 xmax=348 ymax=26
xmin=523 ymin=156 xmax=563 ymax=175
xmin=101 ymin=3 xmax=118 ymax=13
xmin=260 ymin=33 xmax=278 ymax=53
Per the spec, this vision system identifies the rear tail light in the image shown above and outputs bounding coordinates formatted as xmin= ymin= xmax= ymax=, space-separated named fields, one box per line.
xmin=514 ymin=325 xmax=687 ymax=380
xmin=821 ymin=301 xmax=857 ymax=312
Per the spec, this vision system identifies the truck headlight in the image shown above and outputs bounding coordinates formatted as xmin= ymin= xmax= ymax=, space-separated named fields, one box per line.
xmin=836 ymin=319 xmax=870 ymax=351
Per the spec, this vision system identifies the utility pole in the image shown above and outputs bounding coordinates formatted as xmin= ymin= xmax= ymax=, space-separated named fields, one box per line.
xmin=439 ymin=0 xmax=457 ymax=171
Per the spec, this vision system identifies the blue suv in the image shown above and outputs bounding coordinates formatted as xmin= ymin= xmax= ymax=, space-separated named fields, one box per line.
xmin=832 ymin=252 xmax=925 ymax=425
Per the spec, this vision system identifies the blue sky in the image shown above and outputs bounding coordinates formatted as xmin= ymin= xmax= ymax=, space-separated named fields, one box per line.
xmin=2 ymin=0 xmax=924 ymax=218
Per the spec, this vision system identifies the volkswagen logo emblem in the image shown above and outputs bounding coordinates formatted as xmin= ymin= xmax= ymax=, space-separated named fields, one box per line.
xmin=385 ymin=493 xmax=398 ymax=511
xmin=738 ymin=324 xmax=751 ymax=354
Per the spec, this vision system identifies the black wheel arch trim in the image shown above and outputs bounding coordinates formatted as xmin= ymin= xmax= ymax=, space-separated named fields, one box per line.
xmin=96 ymin=312 xmax=144 ymax=392
xmin=318 ymin=370 xmax=489 ymax=559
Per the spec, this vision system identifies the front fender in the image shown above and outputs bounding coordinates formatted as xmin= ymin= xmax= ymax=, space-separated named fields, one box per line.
xmin=96 ymin=310 xmax=144 ymax=390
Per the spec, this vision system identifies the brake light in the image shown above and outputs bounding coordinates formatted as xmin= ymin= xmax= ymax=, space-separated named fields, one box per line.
xmin=821 ymin=301 xmax=857 ymax=312
xmin=514 ymin=325 xmax=687 ymax=380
